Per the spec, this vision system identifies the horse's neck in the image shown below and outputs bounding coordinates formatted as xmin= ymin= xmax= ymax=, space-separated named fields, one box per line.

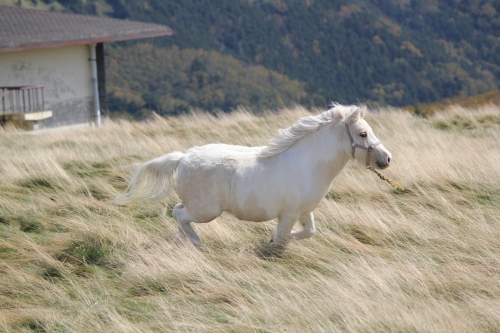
xmin=289 ymin=121 xmax=350 ymax=182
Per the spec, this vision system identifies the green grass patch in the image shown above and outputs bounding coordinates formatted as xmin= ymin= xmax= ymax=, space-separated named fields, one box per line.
xmin=450 ymin=116 xmax=476 ymax=129
xmin=474 ymin=191 xmax=500 ymax=206
xmin=0 ymin=247 xmax=17 ymax=258
xmin=108 ymin=173 xmax=129 ymax=191
xmin=56 ymin=234 xmax=115 ymax=267
xmin=19 ymin=218 xmax=45 ymax=233
xmin=390 ymin=188 xmax=412 ymax=195
xmin=17 ymin=177 xmax=54 ymax=190
xmin=432 ymin=114 xmax=500 ymax=133
xmin=326 ymin=190 xmax=368 ymax=202
xmin=62 ymin=161 xmax=111 ymax=179
xmin=477 ymin=114 xmax=500 ymax=125
xmin=441 ymin=180 xmax=500 ymax=207
xmin=0 ymin=186 xmax=33 ymax=204
xmin=76 ymin=184 xmax=110 ymax=201
xmin=434 ymin=120 xmax=451 ymax=130
xmin=133 ymin=210 xmax=162 ymax=220
xmin=118 ymin=300 xmax=160 ymax=323
xmin=40 ymin=265 xmax=64 ymax=280
xmin=343 ymin=225 xmax=382 ymax=246
xmin=129 ymin=278 xmax=170 ymax=297
xmin=433 ymin=116 xmax=476 ymax=132
xmin=17 ymin=318 xmax=47 ymax=333
xmin=0 ymin=215 xmax=45 ymax=233
xmin=0 ymin=216 xmax=9 ymax=225
xmin=47 ymin=140 xmax=78 ymax=149
xmin=385 ymin=230 xmax=425 ymax=247
xmin=447 ymin=180 xmax=472 ymax=191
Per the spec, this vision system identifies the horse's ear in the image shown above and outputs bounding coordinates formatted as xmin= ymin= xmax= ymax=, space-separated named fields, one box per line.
xmin=346 ymin=107 xmax=361 ymax=125
xmin=359 ymin=105 xmax=367 ymax=118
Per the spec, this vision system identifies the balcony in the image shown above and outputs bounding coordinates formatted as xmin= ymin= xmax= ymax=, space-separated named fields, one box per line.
xmin=0 ymin=85 xmax=52 ymax=130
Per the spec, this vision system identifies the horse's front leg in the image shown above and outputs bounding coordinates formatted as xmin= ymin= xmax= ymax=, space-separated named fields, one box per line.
xmin=272 ymin=214 xmax=300 ymax=246
xmin=291 ymin=212 xmax=315 ymax=240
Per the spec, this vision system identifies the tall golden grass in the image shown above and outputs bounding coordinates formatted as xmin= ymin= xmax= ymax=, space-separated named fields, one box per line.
xmin=1 ymin=105 xmax=500 ymax=332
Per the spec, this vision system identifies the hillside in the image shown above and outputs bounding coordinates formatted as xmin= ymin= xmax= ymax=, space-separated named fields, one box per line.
xmin=106 ymin=45 xmax=306 ymax=117
xmin=2 ymin=0 xmax=500 ymax=115
xmin=1 ymin=105 xmax=500 ymax=331
xmin=405 ymin=89 xmax=500 ymax=116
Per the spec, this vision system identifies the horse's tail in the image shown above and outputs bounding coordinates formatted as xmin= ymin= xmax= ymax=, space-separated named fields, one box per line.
xmin=116 ymin=151 xmax=184 ymax=205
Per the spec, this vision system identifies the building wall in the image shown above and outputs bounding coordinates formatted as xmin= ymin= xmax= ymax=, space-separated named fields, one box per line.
xmin=0 ymin=45 xmax=94 ymax=128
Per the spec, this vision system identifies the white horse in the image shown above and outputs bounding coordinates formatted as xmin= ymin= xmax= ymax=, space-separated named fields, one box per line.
xmin=117 ymin=104 xmax=392 ymax=246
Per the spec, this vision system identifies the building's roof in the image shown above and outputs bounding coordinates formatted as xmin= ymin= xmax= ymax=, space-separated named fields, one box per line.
xmin=0 ymin=6 xmax=173 ymax=53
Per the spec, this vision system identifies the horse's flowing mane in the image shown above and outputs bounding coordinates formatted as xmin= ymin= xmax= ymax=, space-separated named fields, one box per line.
xmin=259 ymin=104 xmax=357 ymax=158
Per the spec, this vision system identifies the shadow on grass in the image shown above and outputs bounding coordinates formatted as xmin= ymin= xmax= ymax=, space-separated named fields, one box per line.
xmin=254 ymin=240 xmax=287 ymax=260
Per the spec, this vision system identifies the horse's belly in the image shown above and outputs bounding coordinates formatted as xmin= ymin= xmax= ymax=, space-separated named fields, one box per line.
xmin=228 ymin=172 xmax=285 ymax=222
xmin=228 ymin=160 xmax=325 ymax=222
xmin=228 ymin=194 xmax=276 ymax=222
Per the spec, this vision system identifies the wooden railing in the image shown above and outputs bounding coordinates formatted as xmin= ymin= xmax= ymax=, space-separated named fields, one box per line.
xmin=0 ymin=85 xmax=52 ymax=129
xmin=0 ymin=85 xmax=46 ymax=117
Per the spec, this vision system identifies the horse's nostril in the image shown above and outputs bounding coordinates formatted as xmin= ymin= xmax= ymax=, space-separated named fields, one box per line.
xmin=387 ymin=156 xmax=391 ymax=164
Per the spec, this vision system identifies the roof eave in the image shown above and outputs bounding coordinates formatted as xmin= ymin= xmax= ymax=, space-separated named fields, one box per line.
xmin=0 ymin=30 xmax=174 ymax=53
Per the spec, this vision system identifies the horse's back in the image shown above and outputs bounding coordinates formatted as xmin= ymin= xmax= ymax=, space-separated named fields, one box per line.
xmin=179 ymin=144 xmax=263 ymax=168
xmin=190 ymin=143 xmax=265 ymax=154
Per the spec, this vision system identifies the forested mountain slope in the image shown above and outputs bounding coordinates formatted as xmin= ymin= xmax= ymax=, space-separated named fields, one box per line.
xmin=4 ymin=0 xmax=500 ymax=115
xmin=106 ymin=45 xmax=306 ymax=117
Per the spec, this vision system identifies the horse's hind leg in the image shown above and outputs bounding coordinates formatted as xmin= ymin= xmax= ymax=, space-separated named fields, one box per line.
xmin=172 ymin=203 xmax=221 ymax=245
xmin=272 ymin=214 xmax=300 ymax=246
xmin=172 ymin=203 xmax=202 ymax=245
xmin=291 ymin=212 xmax=315 ymax=240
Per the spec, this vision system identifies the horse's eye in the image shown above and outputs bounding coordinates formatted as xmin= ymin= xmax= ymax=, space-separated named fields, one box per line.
xmin=360 ymin=132 xmax=367 ymax=138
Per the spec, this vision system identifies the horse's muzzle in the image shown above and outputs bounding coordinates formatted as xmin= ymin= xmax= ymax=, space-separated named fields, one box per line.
xmin=376 ymin=156 xmax=391 ymax=169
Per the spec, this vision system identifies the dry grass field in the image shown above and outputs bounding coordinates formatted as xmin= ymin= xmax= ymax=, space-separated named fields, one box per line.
xmin=1 ymin=105 xmax=500 ymax=332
